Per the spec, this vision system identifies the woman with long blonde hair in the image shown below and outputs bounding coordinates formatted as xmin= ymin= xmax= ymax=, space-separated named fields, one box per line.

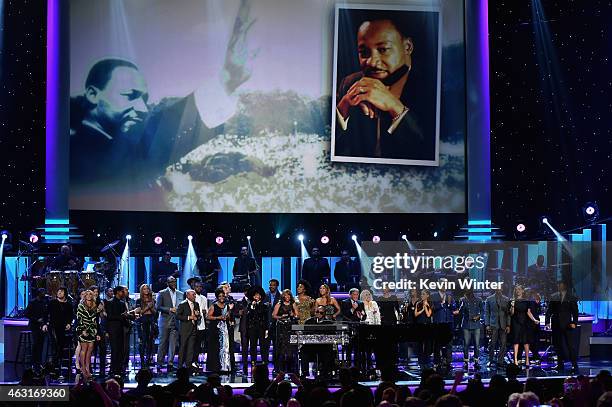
xmin=360 ymin=290 xmax=381 ymax=325
xmin=77 ymin=290 xmax=98 ymax=379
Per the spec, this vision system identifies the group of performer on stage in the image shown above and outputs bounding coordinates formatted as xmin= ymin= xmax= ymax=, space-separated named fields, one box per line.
xmin=24 ymin=248 xmax=582 ymax=381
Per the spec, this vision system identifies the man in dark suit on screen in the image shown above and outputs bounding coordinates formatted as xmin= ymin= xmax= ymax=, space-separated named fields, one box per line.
xmin=545 ymin=281 xmax=579 ymax=372
xmin=334 ymin=18 xmax=436 ymax=162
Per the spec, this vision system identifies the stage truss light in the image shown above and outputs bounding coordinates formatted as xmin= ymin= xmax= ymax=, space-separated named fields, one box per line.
xmin=298 ymin=234 xmax=304 ymax=241
xmin=215 ymin=236 xmax=224 ymax=245
xmin=351 ymin=234 xmax=357 ymax=241
xmin=320 ymin=235 xmax=329 ymax=244
xmin=433 ymin=231 xmax=438 ymax=238
xmin=29 ymin=233 xmax=40 ymax=244
xmin=401 ymin=234 xmax=407 ymax=240
xmin=372 ymin=235 xmax=380 ymax=243
xmin=516 ymin=223 xmax=526 ymax=233
xmin=275 ymin=233 xmax=280 ymax=239
xmin=187 ymin=235 xmax=193 ymax=241
xmin=126 ymin=234 xmax=132 ymax=240
xmin=153 ymin=235 xmax=163 ymax=245
xmin=247 ymin=235 xmax=251 ymax=240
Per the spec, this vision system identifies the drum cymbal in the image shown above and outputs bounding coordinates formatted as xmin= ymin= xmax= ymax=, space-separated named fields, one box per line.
xmin=101 ymin=240 xmax=121 ymax=253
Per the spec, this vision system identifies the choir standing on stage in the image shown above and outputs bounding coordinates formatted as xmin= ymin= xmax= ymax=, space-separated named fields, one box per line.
xmin=21 ymin=254 xmax=586 ymax=381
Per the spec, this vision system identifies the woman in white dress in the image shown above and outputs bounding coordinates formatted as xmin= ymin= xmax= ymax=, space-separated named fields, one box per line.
xmin=360 ymin=290 xmax=381 ymax=325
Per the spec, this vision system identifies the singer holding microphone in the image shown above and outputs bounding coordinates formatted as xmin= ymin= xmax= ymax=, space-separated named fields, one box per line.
xmin=177 ymin=289 xmax=201 ymax=371
xmin=246 ymin=286 xmax=270 ymax=368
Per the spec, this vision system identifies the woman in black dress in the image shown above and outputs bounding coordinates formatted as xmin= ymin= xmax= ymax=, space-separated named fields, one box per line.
xmin=510 ymin=285 xmax=539 ymax=368
xmin=414 ymin=289 xmax=434 ymax=370
xmin=272 ymin=289 xmax=299 ymax=372
xmin=207 ymin=287 xmax=232 ymax=373
xmin=48 ymin=286 xmax=74 ymax=377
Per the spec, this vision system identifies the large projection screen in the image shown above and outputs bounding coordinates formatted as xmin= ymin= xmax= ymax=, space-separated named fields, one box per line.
xmin=68 ymin=0 xmax=466 ymax=214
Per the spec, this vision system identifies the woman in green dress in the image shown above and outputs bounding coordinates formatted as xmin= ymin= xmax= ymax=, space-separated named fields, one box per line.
xmin=77 ymin=289 xmax=98 ymax=379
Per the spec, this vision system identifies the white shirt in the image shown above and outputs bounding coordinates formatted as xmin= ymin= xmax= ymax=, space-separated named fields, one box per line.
xmin=170 ymin=289 xmax=177 ymax=308
xmin=195 ymin=293 xmax=208 ymax=331
xmin=364 ymin=300 xmax=381 ymax=325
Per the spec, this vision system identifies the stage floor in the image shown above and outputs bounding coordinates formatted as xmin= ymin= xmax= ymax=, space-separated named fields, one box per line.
xmin=1 ymin=357 xmax=610 ymax=389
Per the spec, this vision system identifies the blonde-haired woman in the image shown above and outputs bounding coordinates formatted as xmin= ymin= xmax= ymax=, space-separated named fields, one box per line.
xmin=360 ymin=290 xmax=381 ymax=325
xmin=77 ymin=290 xmax=98 ymax=379
xmin=315 ymin=284 xmax=340 ymax=320
xmin=510 ymin=285 xmax=538 ymax=368
xmin=136 ymin=284 xmax=157 ymax=368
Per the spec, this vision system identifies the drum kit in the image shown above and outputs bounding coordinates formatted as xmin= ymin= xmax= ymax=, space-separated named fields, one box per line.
xmin=23 ymin=240 xmax=122 ymax=299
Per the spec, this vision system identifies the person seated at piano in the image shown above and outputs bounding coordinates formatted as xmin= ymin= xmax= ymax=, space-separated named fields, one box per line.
xmin=414 ymin=289 xmax=433 ymax=370
xmin=272 ymin=289 xmax=299 ymax=373
xmin=296 ymin=280 xmax=315 ymax=325
xmin=360 ymin=290 xmax=380 ymax=325
xmin=315 ymin=284 xmax=341 ymax=320
xmin=51 ymin=245 xmax=81 ymax=271
xmin=300 ymin=305 xmax=335 ymax=379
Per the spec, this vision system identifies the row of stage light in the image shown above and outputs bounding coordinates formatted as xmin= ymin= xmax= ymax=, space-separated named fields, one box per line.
xmin=0 ymin=201 xmax=602 ymax=248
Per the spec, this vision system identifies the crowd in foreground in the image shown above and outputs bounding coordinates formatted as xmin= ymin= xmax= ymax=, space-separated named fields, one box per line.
xmin=17 ymin=364 xmax=612 ymax=407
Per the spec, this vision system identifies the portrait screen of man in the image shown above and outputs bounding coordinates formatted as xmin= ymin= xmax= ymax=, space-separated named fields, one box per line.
xmin=332 ymin=6 xmax=441 ymax=166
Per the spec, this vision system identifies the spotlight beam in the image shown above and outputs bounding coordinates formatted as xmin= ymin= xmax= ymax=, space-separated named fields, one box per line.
xmin=182 ymin=236 xmax=198 ymax=291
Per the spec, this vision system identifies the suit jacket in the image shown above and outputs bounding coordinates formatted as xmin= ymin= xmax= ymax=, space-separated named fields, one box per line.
xmin=177 ymin=299 xmax=201 ymax=336
xmin=340 ymin=298 xmax=366 ymax=322
xmin=156 ymin=288 xmax=184 ymax=329
xmin=431 ymin=292 xmax=456 ymax=324
xmin=334 ymin=67 xmax=436 ymax=161
xmin=267 ymin=290 xmax=281 ymax=328
xmin=105 ymin=297 xmax=129 ymax=330
xmin=545 ymin=292 xmax=579 ymax=329
xmin=484 ymin=293 xmax=510 ymax=329
xmin=301 ymin=257 xmax=331 ymax=289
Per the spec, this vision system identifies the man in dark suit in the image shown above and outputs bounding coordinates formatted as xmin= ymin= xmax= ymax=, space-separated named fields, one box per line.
xmin=266 ymin=279 xmax=281 ymax=368
xmin=340 ymin=288 xmax=366 ymax=368
xmin=334 ymin=18 xmax=436 ymax=162
xmin=156 ymin=276 xmax=184 ymax=372
xmin=24 ymin=288 xmax=49 ymax=371
xmin=105 ymin=285 xmax=130 ymax=376
xmin=545 ymin=281 xmax=579 ymax=372
xmin=334 ymin=250 xmax=360 ymax=291
xmin=301 ymin=248 xmax=331 ymax=291
xmin=177 ymin=289 xmax=201 ymax=370
xmin=485 ymin=288 xmax=510 ymax=366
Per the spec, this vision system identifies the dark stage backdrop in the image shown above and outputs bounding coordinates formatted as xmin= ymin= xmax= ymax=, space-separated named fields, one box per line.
xmin=0 ymin=0 xmax=610 ymax=252
xmin=490 ymin=0 xmax=611 ymax=235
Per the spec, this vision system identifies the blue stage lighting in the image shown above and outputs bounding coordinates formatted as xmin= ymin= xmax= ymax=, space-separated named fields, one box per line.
xmin=433 ymin=231 xmax=438 ymax=238
xmin=401 ymin=234 xmax=407 ymax=240
xmin=298 ymin=234 xmax=304 ymax=241
xmin=126 ymin=234 xmax=132 ymax=240
xmin=275 ymin=233 xmax=280 ymax=239
xmin=247 ymin=235 xmax=251 ymax=240
xmin=188 ymin=235 xmax=193 ymax=241
xmin=351 ymin=234 xmax=357 ymax=241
